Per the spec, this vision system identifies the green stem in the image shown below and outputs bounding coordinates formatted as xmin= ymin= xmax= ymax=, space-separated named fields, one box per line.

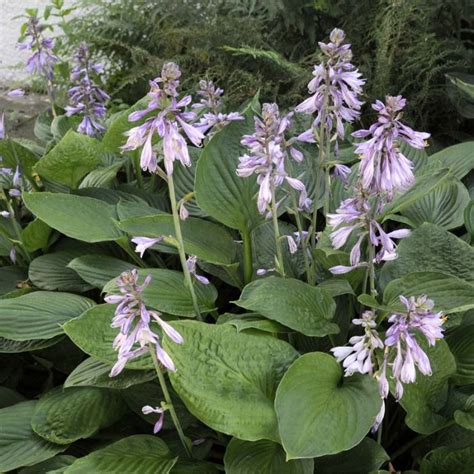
xmin=271 ymin=187 xmax=285 ymax=277
xmin=323 ymin=127 xmax=332 ymax=216
xmin=149 ymin=344 xmax=192 ymax=459
xmin=168 ymin=173 xmax=202 ymax=320
xmin=292 ymin=196 xmax=311 ymax=283
xmin=133 ymin=153 xmax=144 ymax=189
xmin=3 ymin=196 xmax=31 ymax=263
xmin=367 ymin=242 xmax=376 ymax=296
xmin=241 ymin=227 xmax=253 ymax=285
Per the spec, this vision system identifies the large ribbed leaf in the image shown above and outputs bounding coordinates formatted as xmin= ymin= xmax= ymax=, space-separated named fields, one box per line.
xmin=0 ymin=266 xmax=27 ymax=295
xmin=103 ymin=269 xmax=217 ymax=316
xmin=0 ymin=335 xmax=64 ymax=353
xmin=380 ymin=223 xmax=474 ymax=288
xmin=401 ymin=177 xmax=470 ymax=230
xmin=383 ymin=272 xmax=474 ymax=314
xmin=119 ymin=214 xmax=237 ymax=265
xmin=29 ymin=250 xmax=93 ymax=292
xmin=235 ymin=277 xmax=338 ymax=337
xmin=23 ymin=193 xmax=122 ymax=242
xmin=33 ymin=131 xmax=101 ymax=188
xmin=195 ymin=104 xmax=263 ymax=232
xmin=68 ymin=255 xmax=136 ymax=289
xmin=224 ymin=438 xmax=314 ymax=473
xmin=0 ymin=292 xmax=95 ymax=340
xmin=31 ymin=387 xmax=127 ymax=444
xmin=65 ymin=358 xmax=154 ymax=389
xmin=64 ymin=304 xmax=153 ymax=369
xmin=64 ymin=435 xmax=177 ymax=474
xmin=164 ymin=321 xmax=299 ymax=441
xmin=447 ymin=325 xmax=474 ymax=385
xmin=0 ymin=401 xmax=66 ymax=472
xmin=275 ymin=353 xmax=380 ymax=459
xmin=419 ymin=141 xmax=474 ymax=179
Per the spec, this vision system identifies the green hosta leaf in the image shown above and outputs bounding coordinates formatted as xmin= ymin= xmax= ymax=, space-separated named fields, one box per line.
xmin=102 ymin=97 xmax=149 ymax=153
xmin=313 ymin=437 xmax=389 ymax=473
xmin=173 ymin=147 xmax=207 ymax=217
xmin=382 ymin=169 xmax=450 ymax=218
xmin=395 ymin=340 xmax=456 ymax=434
xmin=29 ymin=251 xmax=93 ymax=292
xmin=64 ymin=435 xmax=177 ymax=473
xmin=0 ymin=139 xmax=38 ymax=180
xmin=171 ymin=460 xmax=220 ymax=473
xmin=164 ymin=320 xmax=299 ymax=442
xmin=0 ymin=387 xmax=25 ymax=408
xmin=195 ymin=109 xmax=263 ymax=232
xmin=383 ymin=272 xmax=474 ymax=314
xmin=380 ymin=223 xmax=474 ymax=288
xmin=0 ymin=401 xmax=66 ymax=472
xmin=235 ymin=277 xmax=338 ymax=337
xmin=34 ymin=111 xmax=53 ymax=142
xmin=23 ymin=192 xmax=122 ymax=242
xmin=420 ymin=445 xmax=474 ymax=474
xmin=21 ymin=219 xmax=52 ymax=252
xmin=65 ymin=357 xmax=155 ymax=389
xmin=401 ymin=178 xmax=470 ymax=230
xmin=447 ymin=325 xmax=474 ymax=385
xmin=64 ymin=304 xmax=153 ymax=369
xmin=420 ymin=142 xmax=474 ymax=180
xmin=0 ymin=335 xmax=64 ymax=353
xmin=465 ymin=201 xmax=474 ymax=243
xmin=103 ymin=269 xmax=217 ymax=317
xmin=275 ymin=352 xmax=381 ymax=459
xmin=68 ymin=255 xmax=136 ymax=288
xmin=0 ymin=291 xmax=95 ymax=340
xmin=454 ymin=395 xmax=474 ymax=430
xmin=224 ymin=438 xmax=314 ymax=473
xmin=19 ymin=455 xmax=76 ymax=474
xmin=120 ymin=215 xmax=237 ymax=265
xmin=122 ymin=382 xmax=195 ymax=431
xmin=0 ymin=266 xmax=27 ymax=295
xmin=79 ymin=162 xmax=124 ymax=189
xmin=218 ymin=312 xmax=289 ymax=333
xmin=33 ymin=131 xmax=101 ymax=188
xmin=31 ymin=386 xmax=127 ymax=444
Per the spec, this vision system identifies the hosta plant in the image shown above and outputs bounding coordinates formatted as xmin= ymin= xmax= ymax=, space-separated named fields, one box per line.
xmin=0 ymin=22 xmax=473 ymax=474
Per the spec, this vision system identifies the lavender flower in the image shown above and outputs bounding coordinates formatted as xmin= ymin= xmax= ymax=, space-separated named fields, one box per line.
xmin=18 ymin=15 xmax=58 ymax=81
xmin=186 ymin=256 xmax=209 ymax=285
xmin=65 ymin=43 xmax=110 ymax=136
xmin=131 ymin=236 xmax=164 ymax=258
xmin=327 ymin=190 xmax=411 ymax=274
xmin=105 ymin=270 xmax=183 ymax=376
xmin=142 ymin=405 xmax=165 ymax=434
xmin=331 ymin=311 xmax=383 ymax=376
xmin=0 ymin=114 xmax=4 ymax=140
xmin=193 ymin=79 xmax=243 ymax=133
xmin=353 ymin=96 xmax=430 ymax=195
xmin=296 ymin=28 xmax=364 ymax=146
xmin=122 ymin=62 xmax=205 ymax=175
xmin=384 ymin=295 xmax=445 ymax=400
xmin=7 ymin=89 xmax=25 ymax=97
xmin=237 ymin=103 xmax=311 ymax=215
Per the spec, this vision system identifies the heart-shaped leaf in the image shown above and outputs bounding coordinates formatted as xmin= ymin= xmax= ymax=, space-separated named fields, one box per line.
xmin=164 ymin=320 xmax=299 ymax=442
xmin=235 ymin=277 xmax=339 ymax=337
xmin=275 ymin=352 xmax=380 ymax=459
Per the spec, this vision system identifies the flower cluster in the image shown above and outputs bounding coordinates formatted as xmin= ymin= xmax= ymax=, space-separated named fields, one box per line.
xmin=331 ymin=295 xmax=445 ymax=431
xmin=296 ymin=28 xmax=364 ymax=149
xmin=122 ymin=62 xmax=204 ymax=175
xmin=193 ymin=80 xmax=243 ymax=134
xmin=105 ymin=270 xmax=183 ymax=376
xmin=353 ymin=95 xmax=430 ymax=195
xmin=18 ymin=15 xmax=58 ymax=81
xmin=65 ymin=43 xmax=110 ymax=136
xmin=331 ymin=311 xmax=383 ymax=376
xmin=237 ymin=103 xmax=311 ymax=215
xmin=327 ymin=190 xmax=411 ymax=274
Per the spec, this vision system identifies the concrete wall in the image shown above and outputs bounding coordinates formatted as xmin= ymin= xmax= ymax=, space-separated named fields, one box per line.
xmin=0 ymin=0 xmax=52 ymax=85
